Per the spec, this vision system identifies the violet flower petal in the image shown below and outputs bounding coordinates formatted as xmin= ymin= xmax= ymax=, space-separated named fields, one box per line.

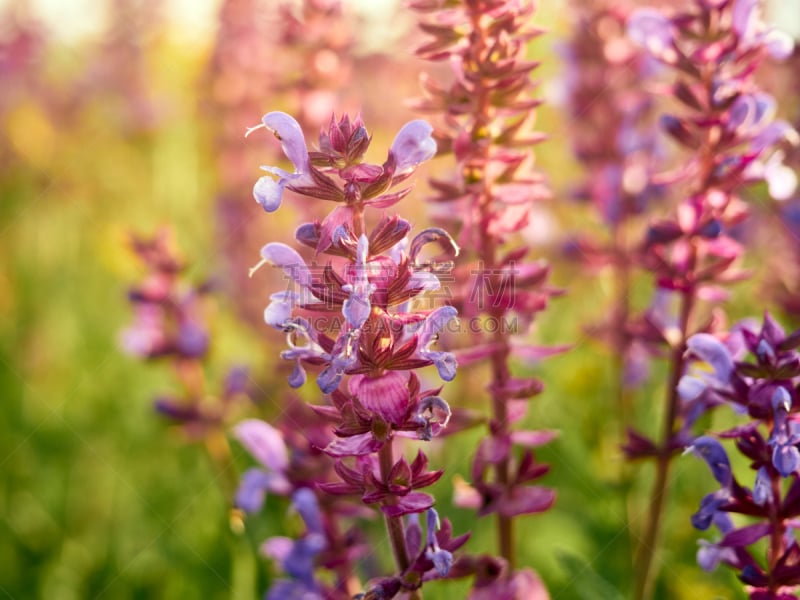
xmin=264 ymin=291 xmax=299 ymax=329
xmin=773 ymin=443 xmax=800 ymax=477
xmin=234 ymin=419 xmax=289 ymax=473
xmin=687 ymin=436 xmax=732 ymax=488
xmin=685 ymin=334 xmax=734 ymax=383
xmin=253 ymin=176 xmax=285 ymax=213
xmin=390 ymin=120 xmax=437 ymax=172
xmin=753 ymin=466 xmax=773 ymax=506
xmin=627 ymin=9 xmax=674 ymax=61
xmin=262 ymin=111 xmax=310 ymax=173
xmin=425 ymin=508 xmax=453 ymax=577
xmin=292 ymin=488 xmax=324 ymax=536
xmin=259 ymin=243 xmax=313 ymax=288
xmin=341 ymin=234 xmax=376 ymax=328
xmin=236 ymin=468 xmax=277 ymax=513
xmin=349 ymin=371 xmax=410 ymax=425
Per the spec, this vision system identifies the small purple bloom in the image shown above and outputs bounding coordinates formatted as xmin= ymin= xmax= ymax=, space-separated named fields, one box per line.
xmin=732 ymin=0 xmax=795 ymax=59
xmin=414 ymin=396 xmax=452 ymax=441
xmin=120 ymin=304 xmax=166 ymax=357
xmin=342 ymin=235 xmax=376 ymax=328
xmin=235 ymin=419 xmax=289 ymax=472
xmin=316 ymin=330 xmax=359 ymax=394
xmin=752 ymin=466 xmax=773 ymax=506
xmin=415 ymin=306 xmax=459 ymax=381
xmin=236 ymin=468 xmax=288 ymax=513
xmin=697 ymin=538 xmax=738 ymax=572
xmin=233 ymin=420 xmax=292 ymax=512
xmin=264 ymin=291 xmax=300 ymax=330
xmin=389 ymin=120 xmax=437 ymax=172
xmin=257 ymin=243 xmax=313 ymax=289
xmin=771 ymin=432 xmax=800 ymax=477
xmin=687 ymin=436 xmax=732 ymax=488
xmin=350 ymin=371 xmax=410 ymax=425
xmin=627 ymin=9 xmax=675 ymax=62
xmin=685 ymin=334 xmax=734 ymax=384
xmin=252 ymin=112 xmax=312 ymax=213
xmin=425 ymin=508 xmax=453 ymax=577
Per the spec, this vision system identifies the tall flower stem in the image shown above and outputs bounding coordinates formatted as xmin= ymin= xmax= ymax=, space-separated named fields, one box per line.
xmin=634 ymin=285 xmax=695 ymax=600
xmin=379 ymin=442 xmax=421 ymax=600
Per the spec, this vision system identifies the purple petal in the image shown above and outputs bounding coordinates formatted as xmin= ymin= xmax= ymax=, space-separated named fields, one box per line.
xmin=753 ymin=466 xmax=773 ymax=506
xmin=349 ymin=371 xmax=410 ymax=425
xmin=773 ymin=387 xmax=792 ymax=413
xmin=686 ymin=334 xmax=734 ymax=383
xmin=381 ymin=492 xmax=435 ymax=517
xmin=732 ymin=0 xmax=759 ymax=40
xmin=235 ymin=468 xmax=274 ymax=513
xmin=415 ymin=395 xmax=452 ymax=441
xmin=496 ymin=486 xmax=556 ymax=518
xmin=176 ymin=320 xmax=208 ymax=357
xmin=510 ymin=430 xmax=558 ymax=448
xmin=697 ymin=540 xmax=737 ymax=572
xmin=264 ymin=291 xmax=298 ymax=329
xmin=341 ymin=235 xmax=375 ymax=328
xmin=409 ymin=227 xmax=460 ymax=262
xmin=751 ymin=120 xmax=799 ymax=152
xmin=764 ymin=29 xmax=794 ymax=60
xmin=259 ymin=243 xmax=313 ymax=288
xmin=687 ymin=436 xmax=732 ymax=487
xmin=323 ymin=432 xmax=382 ymax=457
xmin=718 ymin=523 xmax=771 ymax=547
xmin=341 ymin=292 xmax=372 ymax=328
xmin=678 ymin=375 xmax=707 ymax=402
xmin=292 ymin=488 xmax=323 ymax=534
xmin=390 ymin=120 xmax=437 ymax=172
xmin=773 ymin=443 xmax=800 ymax=477
xmin=262 ymin=111 xmax=310 ymax=173
xmin=627 ymin=9 xmax=674 ymax=60
xmin=429 ymin=350 xmax=457 ymax=381
xmin=253 ymin=176 xmax=284 ymax=213
xmin=287 ymin=360 xmax=306 ymax=388
xmin=265 ymin=580 xmax=321 ymax=600
xmin=261 ymin=536 xmax=293 ymax=562
xmin=417 ymin=306 xmax=459 ymax=347
xmin=316 ymin=365 xmax=343 ymax=394
xmin=234 ymin=419 xmax=289 ymax=472
xmin=427 ymin=547 xmax=453 ymax=577
xmin=407 ymin=270 xmax=441 ymax=292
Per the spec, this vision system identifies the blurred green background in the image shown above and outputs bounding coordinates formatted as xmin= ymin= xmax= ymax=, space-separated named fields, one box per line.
xmin=1 ymin=0 xmax=798 ymax=598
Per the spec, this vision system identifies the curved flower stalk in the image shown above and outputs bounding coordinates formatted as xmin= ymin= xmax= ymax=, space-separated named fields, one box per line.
xmin=684 ymin=314 xmax=800 ymax=599
xmin=409 ymin=0 xmax=559 ymax=590
xmin=561 ymin=1 xmax=666 ymax=403
xmin=622 ymin=1 xmax=797 ymax=596
xmin=121 ymin=228 xmax=248 ymax=495
xmin=247 ymin=111 xmax=468 ymax=598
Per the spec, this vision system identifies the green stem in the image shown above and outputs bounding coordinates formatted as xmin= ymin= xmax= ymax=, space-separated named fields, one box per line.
xmin=633 ymin=286 xmax=695 ymax=600
xmin=379 ymin=442 xmax=422 ymax=600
